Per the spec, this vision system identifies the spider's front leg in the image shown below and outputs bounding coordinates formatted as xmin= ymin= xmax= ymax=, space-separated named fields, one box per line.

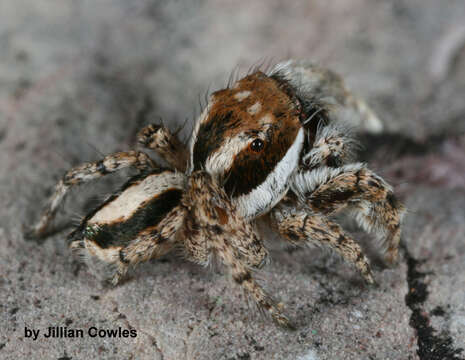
xmin=137 ymin=124 xmax=188 ymax=171
xmin=216 ymin=233 xmax=293 ymax=328
xmin=27 ymin=151 xmax=157 ymax=239
xmin=271 ymin=205 xmax=374 ymax=284
xmin=292 ymin=163 xmax=406 ymax=265
xmin=184 ymin=220 xmax=292 ymax=328
xmin=183 ymin=171 xmax=293 ymax=329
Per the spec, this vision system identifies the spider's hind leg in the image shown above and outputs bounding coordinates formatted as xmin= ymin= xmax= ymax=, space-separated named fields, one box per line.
xmin=292 ymin=163 xmax=406 ymax=265
xmin=27 ymin=151 xmax=157 ymax=240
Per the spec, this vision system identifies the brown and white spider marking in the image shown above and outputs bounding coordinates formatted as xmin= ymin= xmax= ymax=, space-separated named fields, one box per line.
xmin=27 ymin=60 xmax=405 ymax=329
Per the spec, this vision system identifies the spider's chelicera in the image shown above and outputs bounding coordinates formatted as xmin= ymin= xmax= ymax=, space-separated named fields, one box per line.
xmin=27 ymin=60 xmax=405 ymax=329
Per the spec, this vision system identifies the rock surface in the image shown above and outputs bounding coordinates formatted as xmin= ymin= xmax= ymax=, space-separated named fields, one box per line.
xmin=1 ymin=1 xmax=464 ymax=359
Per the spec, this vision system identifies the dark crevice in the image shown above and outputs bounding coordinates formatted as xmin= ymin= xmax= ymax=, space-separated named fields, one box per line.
xmin=0 ymin=128 xmax=7 ymax=142
xmin=112 ymin=304 xmax=164 ymax=360
xmin=140 ymin=329 xmax=165 ymax=360
xmin=57 ymin=351 xmax=72 ymax=360
xmin=402 ymin=243 xmax=464 ymax=360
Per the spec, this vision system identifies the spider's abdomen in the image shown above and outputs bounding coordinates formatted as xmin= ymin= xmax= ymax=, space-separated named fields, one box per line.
xmin=69 ymin=169 xmax=185 ymax=248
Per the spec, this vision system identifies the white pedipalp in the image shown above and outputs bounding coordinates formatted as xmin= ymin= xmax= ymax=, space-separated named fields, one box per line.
xmin=301 ymin=122 xmax=359 ymax=167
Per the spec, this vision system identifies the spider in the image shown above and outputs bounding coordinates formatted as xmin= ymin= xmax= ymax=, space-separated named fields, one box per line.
xmin=27 ymin=60 xmax=405 ymax=329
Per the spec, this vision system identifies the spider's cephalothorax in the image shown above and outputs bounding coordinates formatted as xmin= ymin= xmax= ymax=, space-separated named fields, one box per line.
xmin=27 ymin=60 xmax=405 ymax=329
xmin=191 ymin=70 xmax=305 ymax=219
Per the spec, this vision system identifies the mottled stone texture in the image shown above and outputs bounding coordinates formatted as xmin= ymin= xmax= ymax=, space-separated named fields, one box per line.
xmin=1 ymin=1 xmax=464 ymax=359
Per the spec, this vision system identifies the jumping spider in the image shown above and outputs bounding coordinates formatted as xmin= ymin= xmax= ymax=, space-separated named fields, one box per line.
xmin=27 ymin=60 xmax=405 ymax=329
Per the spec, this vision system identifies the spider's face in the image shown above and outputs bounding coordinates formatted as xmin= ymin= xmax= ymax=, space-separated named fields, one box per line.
xmin=190 ymin=71 xmax=305 ymax=219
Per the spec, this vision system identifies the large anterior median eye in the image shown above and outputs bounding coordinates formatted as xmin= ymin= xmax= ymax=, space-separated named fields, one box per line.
xmin=250 ymin=139 xmax=264 ymax=152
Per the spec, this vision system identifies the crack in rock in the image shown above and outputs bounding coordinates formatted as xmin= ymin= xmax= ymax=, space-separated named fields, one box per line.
xmin=403 ymin=244 xmax=464 ymax=360
xmin=112 ymin=302 xmax=164 ymax=360
xmin=138 ymin=328 xmax=165 ymax=360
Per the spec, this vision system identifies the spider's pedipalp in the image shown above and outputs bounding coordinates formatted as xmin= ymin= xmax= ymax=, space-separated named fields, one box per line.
xmin=137 ymin=124 xmax=188 ymax=171
xmin=302 ymin=122 xmax=359 ymax=168
xmin=27 ymin=151 xmax=157 ymax=239
xmin=183 ymin=171 xmax=269 ymax=268
xmin=291 ymin=164 xmax=405 ymax=265
xmin=272 ymin=205 xmax=374 ymax=284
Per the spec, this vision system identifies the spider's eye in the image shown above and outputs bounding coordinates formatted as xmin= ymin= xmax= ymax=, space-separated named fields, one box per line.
xmin=250 ymin=139 xmax=264 ymax=152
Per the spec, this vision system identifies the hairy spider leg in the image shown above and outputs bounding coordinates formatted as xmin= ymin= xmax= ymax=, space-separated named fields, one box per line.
xmin=28 ymin=151 xmax=157 ymax=238
xmin=183 ymin=171 xmax=292 ymax=328
xmin=292 ymin=163 xmax=405 ymax=265
xmin=272 ymin=206 xmax=374 ymax=284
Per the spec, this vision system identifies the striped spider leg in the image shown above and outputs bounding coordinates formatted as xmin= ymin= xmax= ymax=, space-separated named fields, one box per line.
xmin=26 ymin=151 xmax=157 ymax=239
xmin=290 ymin=164 xmax=406 ymax=266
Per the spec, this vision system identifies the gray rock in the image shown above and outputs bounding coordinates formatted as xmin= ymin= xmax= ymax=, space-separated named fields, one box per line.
xmin=403 ymin=188 xmax=465 ymax=358
xmin=1 ymin=1 xmax=464 ymax=359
